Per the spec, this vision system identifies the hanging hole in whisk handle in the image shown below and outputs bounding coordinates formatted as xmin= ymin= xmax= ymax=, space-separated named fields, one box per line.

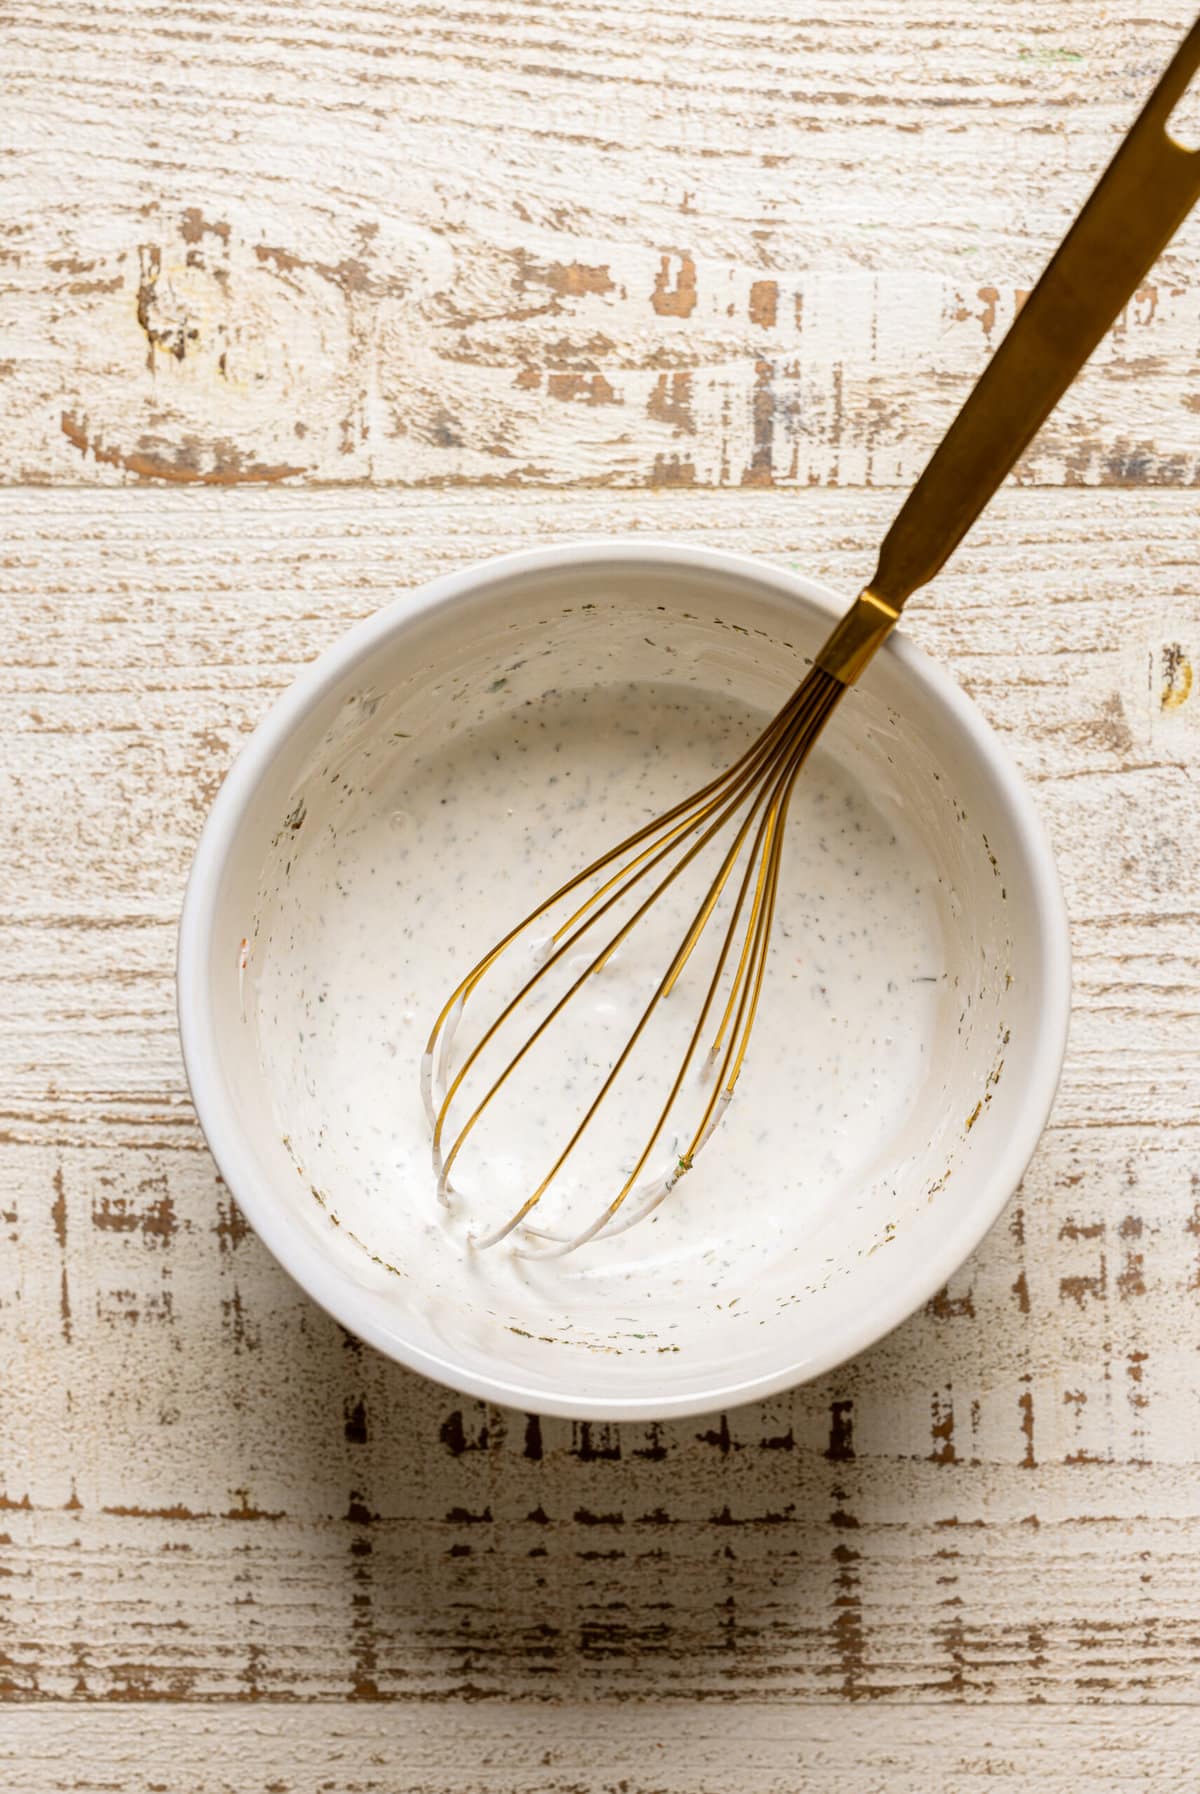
xmin=1166 ymin=64 xmax=1200 ymax=152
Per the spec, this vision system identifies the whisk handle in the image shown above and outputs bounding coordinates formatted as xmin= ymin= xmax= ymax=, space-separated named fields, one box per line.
xmin=818 ymin=16 xmax=1200 ymax=685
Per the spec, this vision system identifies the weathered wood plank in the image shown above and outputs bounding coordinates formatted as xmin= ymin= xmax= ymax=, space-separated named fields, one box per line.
xmin=5 ymin=1703 xmax=1200 ymax=1792
xmin=4 ymin=2 xmax=1200 ymax=487
xmin=4 ymin=487 xmax=1199 ymax=1129
xmin=2 ymin=1125 xmax=1197 ymax=1703
xmin=1 ymin=487 xmax=1198 ymax=1706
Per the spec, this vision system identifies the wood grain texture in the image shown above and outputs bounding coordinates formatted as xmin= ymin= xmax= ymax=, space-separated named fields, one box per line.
xmin=2 ymin=488 xmax=1199 ymax=1726
xmin=5 ymin=1704 xmax=1200 ymax=1792
xmin=4 ymin=1 xmax=1200 ymax=489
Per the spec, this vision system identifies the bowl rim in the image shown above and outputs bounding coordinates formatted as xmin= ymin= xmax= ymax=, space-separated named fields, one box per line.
xmin=177 ymin=538 xmax=1072 ymax=1420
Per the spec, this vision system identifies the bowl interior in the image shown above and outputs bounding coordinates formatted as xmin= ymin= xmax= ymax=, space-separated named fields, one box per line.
xmin=184 ymin=551 xmax=1065 ymax=1415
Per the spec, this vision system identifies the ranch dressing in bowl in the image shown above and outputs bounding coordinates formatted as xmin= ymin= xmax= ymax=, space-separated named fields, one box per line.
xmin=258 ymin=678 xmax=947 ymax=1307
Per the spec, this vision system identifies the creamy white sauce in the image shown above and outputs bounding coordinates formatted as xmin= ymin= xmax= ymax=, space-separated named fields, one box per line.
xmin=255 ymin=674 xmax=961 ymax=1354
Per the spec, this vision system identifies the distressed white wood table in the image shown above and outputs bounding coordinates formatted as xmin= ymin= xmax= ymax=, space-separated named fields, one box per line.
xmin=4 ymin=3 xmax=1200 ymax=1788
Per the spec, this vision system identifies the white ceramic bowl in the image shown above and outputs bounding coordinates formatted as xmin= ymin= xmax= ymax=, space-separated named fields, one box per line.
xmin=178 ymin=542 xmax=1070 ymax=1419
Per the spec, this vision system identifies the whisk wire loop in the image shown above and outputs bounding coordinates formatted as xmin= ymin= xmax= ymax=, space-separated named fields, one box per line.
xmin=425 ymin=665 xmax=845 ymax=1254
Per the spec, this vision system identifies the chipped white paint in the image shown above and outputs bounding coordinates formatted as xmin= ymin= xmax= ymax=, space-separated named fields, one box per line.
xmin=5 ymin=1705 xmax=1200 ymax=1793
xmin=4 ymin=0 xmax=1200 ymax=1778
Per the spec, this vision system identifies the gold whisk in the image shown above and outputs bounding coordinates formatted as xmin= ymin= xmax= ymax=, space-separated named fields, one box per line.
xmin=424 ymin=20 xmax=1200 ymax=1256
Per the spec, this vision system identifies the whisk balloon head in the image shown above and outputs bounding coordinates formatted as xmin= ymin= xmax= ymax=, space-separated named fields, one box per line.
xmin=422 ymin=665 xmax=845 ymax=1258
